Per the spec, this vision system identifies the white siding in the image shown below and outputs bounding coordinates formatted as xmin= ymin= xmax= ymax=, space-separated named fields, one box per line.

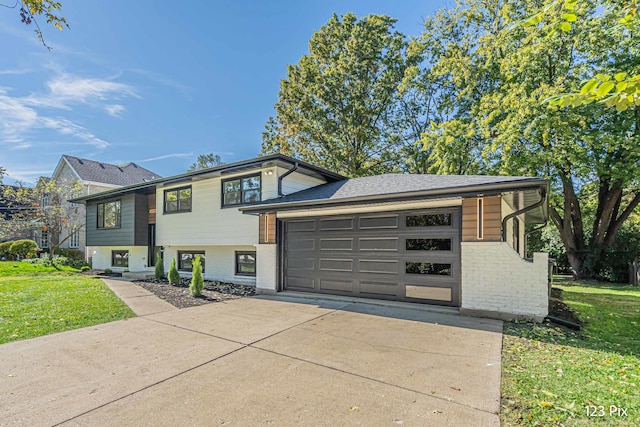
xmin=461 ymin=242 xmax=548 ymax=321
xmin=90 ymin=246 xmax=148 ymax=271
xmin=276 ymin=166 xmax=327 ymax=196
xmin=162 ymin=245 xmax=257 ymax=285
xmin=156 ymin=174 xmax=260 ymax=246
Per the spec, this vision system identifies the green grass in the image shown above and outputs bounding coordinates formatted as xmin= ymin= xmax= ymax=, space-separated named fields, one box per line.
xmin=0 ymin=261 xmax=135 ymax=344
xmin=501 ymin=279 xmax=640 ymax=426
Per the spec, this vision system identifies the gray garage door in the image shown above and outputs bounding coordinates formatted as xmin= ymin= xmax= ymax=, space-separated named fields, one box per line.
xmin=283 ymin=208 xmax=461 ymax=306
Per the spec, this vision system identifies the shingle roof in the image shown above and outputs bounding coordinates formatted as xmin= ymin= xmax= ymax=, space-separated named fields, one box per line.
xmin=62 ymin=155 xmax=161 ymax=186
xmin=243 ymin=173 xmax=545 ymax=210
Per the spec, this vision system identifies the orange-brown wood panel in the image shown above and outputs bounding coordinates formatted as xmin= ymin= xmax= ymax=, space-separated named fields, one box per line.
xmin=461 ymin=196 xmax=502 ymax=242
xmin=259 ymin=213 xmax=277 ymax=244
xmin=148 ymin=193 xmax=156 ymax=224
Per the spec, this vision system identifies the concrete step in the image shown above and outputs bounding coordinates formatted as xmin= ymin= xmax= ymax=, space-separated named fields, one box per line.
xmin=122 ymin=271 xmax=155 ymax=280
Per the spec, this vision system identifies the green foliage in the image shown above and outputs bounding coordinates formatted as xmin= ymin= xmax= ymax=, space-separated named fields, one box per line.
xmin=80 ymin=265 xmax=90 ymax=272
xmin=501 ymin=280 xmax=640 ymax=425
xmin=187 ymin=153 xmax=223 ymax=171
xmin=168 ymin=258 xmax=180 ymax=285
xmin=262 ymin=12 xmax=424 ymax=177
xmin=600 ymin=215 xmax=640 ymax=282
xmin=189 ymin=256 xmax=203 ymax=297
xmin=0 ymin=242 xmax=15 ymax=261
xmin=416 ymin=0 xmax=640 ymax=278
xmin=154 ymin=252 xmax=165 ymax=279
xmin=103 ymin=268 xmax=112 ymax=274
xmin=0 ymin=261 xmax=134 ymax=344
xmin=9 ymin=239 xmax=38 ymax=258
xmin=18 ymin=0 xmax=70 ymax=50
xmin=52 ymin=248 xmax=83 ymax=261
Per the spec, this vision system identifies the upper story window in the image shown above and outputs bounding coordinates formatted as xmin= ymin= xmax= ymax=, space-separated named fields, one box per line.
xmin=97 ymin=200 xmax=121 ymax=229
xmin=222 ymin=174 xmax=261 ymax=207
xmin=164 ymin=186 xmax=192 ymax=214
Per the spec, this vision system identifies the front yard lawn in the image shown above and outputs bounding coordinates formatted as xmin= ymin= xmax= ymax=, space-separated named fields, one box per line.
xmin=0 ymin=261 xmax=134 ymax=344
xmin=501 ymin=278 xmax=640 ymax=426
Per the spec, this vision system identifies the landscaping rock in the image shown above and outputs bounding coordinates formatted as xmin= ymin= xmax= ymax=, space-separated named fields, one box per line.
xmin=132 ymin=279 xmax=255 ymax=309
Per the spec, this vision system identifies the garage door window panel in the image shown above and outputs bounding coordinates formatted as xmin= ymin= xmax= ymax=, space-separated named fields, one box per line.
xmin=406 ymin=213 xmax=452 ymax=227
xmin=406 ymin=262 xmax=452 ymax=276
xmin=406 ymin=238 xmax=452 ymax=251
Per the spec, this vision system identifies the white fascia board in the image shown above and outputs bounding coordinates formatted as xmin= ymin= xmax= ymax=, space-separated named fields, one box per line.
xmin=276 ymin=197 xmax=462 ymax=218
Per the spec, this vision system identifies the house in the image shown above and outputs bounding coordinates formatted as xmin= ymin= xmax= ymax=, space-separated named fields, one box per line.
xmin=0 ymin=185 xmax=35 ymax=242
xmin=72 ymin=154 xmax=549 ymax=321
xmin=49 ymin=155 xmax=160 ymax=258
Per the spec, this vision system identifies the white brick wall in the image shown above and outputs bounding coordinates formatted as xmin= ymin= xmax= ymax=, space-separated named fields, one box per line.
xmin=256 ymin=244 xmax=277 ymax=294
xmin=162 ymin=245 xmax=257 ymax=285
xmin=91 ymin=246 xmax=148 ymax=271
xmin=461 ymin=242 xmax=549 ymax=321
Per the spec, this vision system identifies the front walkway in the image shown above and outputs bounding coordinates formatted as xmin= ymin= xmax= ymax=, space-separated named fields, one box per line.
xmin=0 ymin=281 xmax=503 ymax=426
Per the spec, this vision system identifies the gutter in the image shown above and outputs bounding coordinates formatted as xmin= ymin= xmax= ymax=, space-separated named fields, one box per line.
xmin=278 ymin=162 xmax=298 ymax=197
xmin=501 ymin=185 xmax=547 ymax=241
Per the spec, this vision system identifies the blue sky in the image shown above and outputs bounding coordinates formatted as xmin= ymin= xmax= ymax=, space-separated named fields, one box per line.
xmin=1 ymin=0 xmax=447 ymax=184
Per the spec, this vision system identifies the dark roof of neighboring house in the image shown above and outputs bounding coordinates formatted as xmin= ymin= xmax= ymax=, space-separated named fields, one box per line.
xmin=240 ymin=173 xmax=547 ymax=213
xmin=70 ymin=154 xmax=345 ymax=203
xmin=61 ymin=155 xmax=161 ymax=186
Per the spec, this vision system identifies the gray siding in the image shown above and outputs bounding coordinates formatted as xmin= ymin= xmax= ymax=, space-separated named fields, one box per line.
xmin=86 ymin=193 xmax=148 ymax=246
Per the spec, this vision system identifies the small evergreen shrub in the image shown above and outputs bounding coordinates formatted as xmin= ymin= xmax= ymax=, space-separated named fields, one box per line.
xmin=104 ymin=268 xmax=113 ymax=274
xmin=81 ymin=265 xmax=91 ymax=272
xmin=0 ymin=241 xmax=15 ymax=260
xmin=168 ymin=258 xmax=180 ymax=285
xmin=54 ymin=248 xmax=84 ymax=261
xmin=155 ymin=252 xmax=165 ymax=279
xmin=190 ymin=256 xmax=204 ymax=296
xmin=9 ymin=239 xmax=38 ymax=259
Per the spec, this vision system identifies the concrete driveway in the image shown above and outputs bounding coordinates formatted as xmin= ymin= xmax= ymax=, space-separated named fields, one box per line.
xmin=0 ymin=294 xmax=503 ymax=426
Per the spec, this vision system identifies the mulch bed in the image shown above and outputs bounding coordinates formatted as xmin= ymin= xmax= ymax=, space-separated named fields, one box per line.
xmin=132 ymin=278 xmax=255 ymax=309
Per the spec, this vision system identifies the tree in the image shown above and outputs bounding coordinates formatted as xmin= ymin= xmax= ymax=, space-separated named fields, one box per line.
xmin=262 ymin=13 xmax=422 ymax=177
xmin=189 ymin=256 xmax=203 ymax=297
xmin=0 ymin=166 xmax=5 ymax=183
xmin=168 ymin=258 xmax=180 ymax=285
xmin=187 ymin=153 xmax=223 ymax=171
xmin=416 ymin=0 xmax=640 ymax=279
xmin=1 ymin=177 xmax=83 ymax=260
xmin=4 ymin=1 xmax=69 ymax=50
xmin=154 ymin=252 xmax=165 ymax=279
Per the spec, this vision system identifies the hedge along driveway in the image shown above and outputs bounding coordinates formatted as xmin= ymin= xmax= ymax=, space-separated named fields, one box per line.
xmin=0 ymin=261 xmax=134 ymax=344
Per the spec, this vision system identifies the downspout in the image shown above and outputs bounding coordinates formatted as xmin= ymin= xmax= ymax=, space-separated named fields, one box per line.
xmin=278 ymin=162 xmax=298 ymax=197
xmin=501 ymin=186 xmax=547 ymax=242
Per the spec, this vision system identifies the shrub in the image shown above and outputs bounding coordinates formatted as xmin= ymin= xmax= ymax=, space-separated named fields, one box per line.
xmin=155 ymin=252 xmax=165 ymax=279
xmin=168 ymin=258 xmax=180 ymax=285
xmin=81 ymin=265 xmax=91 ymax=272
xmin=104 ymin=268 xmax=113 ymax=274
xmin=54 ymin=248 xmax=84 ymax=261
xmin=190 ymin=256 xmax=204 ymax=297
xmin=0 ymin=241 xmax=15 ymax=261
xmin=9 ymin=239 xmax=38 ymax=259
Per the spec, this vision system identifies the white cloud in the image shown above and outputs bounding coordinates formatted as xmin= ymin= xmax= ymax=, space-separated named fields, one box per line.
xmin=105 ymin=104 xmax=125 ymax=117
xmin=40 ymin=117 xmax=110 ymax=148
xmin=137 ymin=152 xmax=193 ymax=162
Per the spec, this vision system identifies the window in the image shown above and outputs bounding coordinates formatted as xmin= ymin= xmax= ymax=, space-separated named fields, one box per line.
xmin=406 ymin=213 xmax=452 ymax=227
xmin=512 ymin=218 xmax=520 ymax=253
xmin=178 ymin=251 xmax=205 ymax=272
xmin=222 ymin=174 xmax=261 ymax=207
xmin=69 ymin=230 xmax=80 ymax=248
xmin=235 ymin=251 xmax=256 ymax=276
xmin=406 ymin=262 xmax=451 ymax=276
xmin=406 ymin=238 xmax=452 ymax=251
xmin=40 ymin=230 xmax=49 ymax=248
xmin=164 ymin=186 xmax=192 ymax=214
xmin=97 ymin=200 xmax=121 ymax=228
xmin=112 ymin=250 xmax=129 ymax=267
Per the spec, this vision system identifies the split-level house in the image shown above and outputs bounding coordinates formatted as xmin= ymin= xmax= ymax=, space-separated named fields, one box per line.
xmin=49 ymin=155 xmax=160 ymax=259
xmin=72 ymin=154 xmax=550 ymax=321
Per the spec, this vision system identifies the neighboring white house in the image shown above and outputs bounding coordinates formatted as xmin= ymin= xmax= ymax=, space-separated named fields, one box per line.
xmin=73 ymin=154 xmax=550 ymax=321
xmin=48 ymin=155 xmax=160 ymax=259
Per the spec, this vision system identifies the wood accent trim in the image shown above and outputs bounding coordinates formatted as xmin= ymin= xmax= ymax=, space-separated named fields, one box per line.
xmin=462 ymin=196 xmax=501 ymax=242
xmin=148 ymin=193 xmax=156 ymax=224
xmin=259 ymin=212 xmax=277 ymax=244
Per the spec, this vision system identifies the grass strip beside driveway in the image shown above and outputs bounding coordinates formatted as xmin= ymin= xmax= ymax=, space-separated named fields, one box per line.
xmin=0 ymin=261 xmax=134 ymax=344
xmin=501 ymin=279 xmax=640 ymax=426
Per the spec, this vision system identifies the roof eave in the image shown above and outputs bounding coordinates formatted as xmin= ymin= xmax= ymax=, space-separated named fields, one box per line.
xmin=240 ymin=179 xmax=548 ymax=215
